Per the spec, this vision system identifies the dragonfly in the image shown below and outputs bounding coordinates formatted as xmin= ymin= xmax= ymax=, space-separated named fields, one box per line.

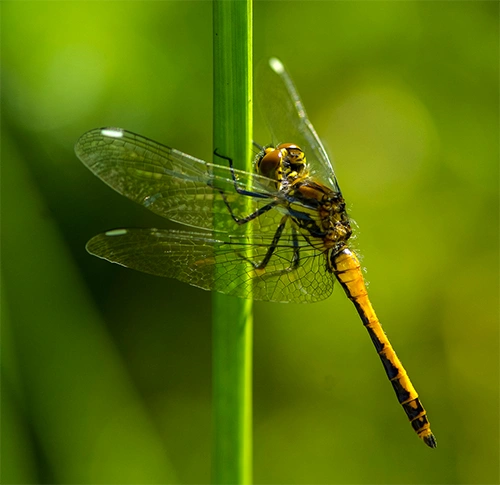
xmin=75 ymin=57 xmax=436 ymax=448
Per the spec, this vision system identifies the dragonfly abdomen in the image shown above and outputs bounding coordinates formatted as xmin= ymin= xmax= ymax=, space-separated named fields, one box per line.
xmin=330 ymin=247 xmax=437 ymax=448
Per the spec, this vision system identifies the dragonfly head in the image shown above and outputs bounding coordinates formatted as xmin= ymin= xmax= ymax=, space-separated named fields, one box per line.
xmin=255 ymin=143 xmax=308 ymax=187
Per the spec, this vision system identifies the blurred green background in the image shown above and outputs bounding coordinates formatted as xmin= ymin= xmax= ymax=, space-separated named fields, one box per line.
xmin=2 ymin=1 xmax=498 ymax=484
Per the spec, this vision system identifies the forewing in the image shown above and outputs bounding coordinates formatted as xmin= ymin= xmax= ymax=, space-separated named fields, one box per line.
xmin=87 ymin=228 xmax=334 ymax=303
xmin=75 ymin=127 xmax=284 ymax=233
xmin=257 ymin=58 xmax=340 ymax=191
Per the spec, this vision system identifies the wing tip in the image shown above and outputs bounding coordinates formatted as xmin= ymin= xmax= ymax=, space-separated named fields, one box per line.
xmin=269 ymin=57 xmax=284 ymax=74
xmin=75 ymin=126 xmax=124 ymax=156
xmin=100 ymin=127 xmax=125 ymax=139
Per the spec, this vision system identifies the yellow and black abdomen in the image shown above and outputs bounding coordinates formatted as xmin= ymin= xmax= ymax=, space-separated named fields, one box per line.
xmin=330 ymin=247 xmax=437 ymax=448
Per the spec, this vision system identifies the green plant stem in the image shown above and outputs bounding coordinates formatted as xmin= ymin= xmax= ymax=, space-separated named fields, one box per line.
xmin=212 ymin=1 xmax=253 ymax=484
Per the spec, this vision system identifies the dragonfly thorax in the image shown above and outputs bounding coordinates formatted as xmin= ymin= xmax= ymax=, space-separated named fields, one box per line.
xmin=288 ymin=179 xmax=353 ymax=253
xmin=255 ymin=143 xmax=308 ymax=189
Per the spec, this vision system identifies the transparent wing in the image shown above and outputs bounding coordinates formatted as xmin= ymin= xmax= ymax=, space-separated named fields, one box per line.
xmin=75 ymin=127 xmax=288 ymax=234
xmin=87 ymin=228 xmax=334 ymax=303
xmin=257 ymin=58 xmax=340 ymax=192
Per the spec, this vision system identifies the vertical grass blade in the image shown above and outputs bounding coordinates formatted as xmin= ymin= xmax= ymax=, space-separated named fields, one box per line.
xmin=212 ymin=0 xmax=253 ymax=483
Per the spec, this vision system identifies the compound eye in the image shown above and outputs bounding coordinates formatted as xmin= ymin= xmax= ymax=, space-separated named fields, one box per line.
xmin=276 ymin=143 xmax=302 ymax=151
xmin=256 ymin=148 xmax=282 ymax=180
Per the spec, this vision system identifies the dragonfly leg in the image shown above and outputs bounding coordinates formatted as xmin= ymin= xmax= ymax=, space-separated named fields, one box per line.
xmin=252 ymin=140 xmax=264 ymax=151
xmin=222 ymin=196 xmax=277 ymax=226
xmin=289 ymin=227 xmax=301 ymax=270
xmin=213 ymin=150 xmax=300 ymax=275
xmin=211 ymin=150 xmax=279 ymax=225
xmin=239 ymin=217 xmax=300 ymax=277
xmin=213 ymin=149 xmax=267 ymax=199
xmin=254 ymin=216 xmax=287 ymax=269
